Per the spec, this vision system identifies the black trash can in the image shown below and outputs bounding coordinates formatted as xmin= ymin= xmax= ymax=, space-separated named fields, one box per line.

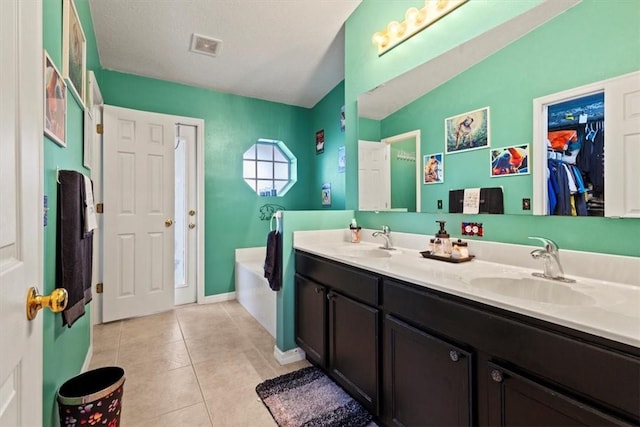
xmin=57 ymin=366 xmax=125 ymax=427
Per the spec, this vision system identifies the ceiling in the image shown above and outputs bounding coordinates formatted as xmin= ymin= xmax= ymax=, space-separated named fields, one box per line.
xmin=88 ymin=0 xmax=362 ymax=109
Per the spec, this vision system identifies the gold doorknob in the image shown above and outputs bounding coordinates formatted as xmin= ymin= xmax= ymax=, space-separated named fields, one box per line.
xmin=188 ymin=223 xmax=195 ymax=229
xmin=26 ymin=287 xmax=68 ymax=320
xmin=165 ymin=219 xmax=174 ymax=227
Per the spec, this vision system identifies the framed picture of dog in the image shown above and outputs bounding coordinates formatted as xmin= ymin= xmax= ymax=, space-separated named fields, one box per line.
xmin=445 ymin=106 xmax=490 ymax=154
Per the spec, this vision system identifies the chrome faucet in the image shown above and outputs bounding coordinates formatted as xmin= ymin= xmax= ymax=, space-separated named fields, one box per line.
xmin=528 ymin=236 xmax=575 ymax=283
xmin=373 ymin=225 xmax=394 ymax=250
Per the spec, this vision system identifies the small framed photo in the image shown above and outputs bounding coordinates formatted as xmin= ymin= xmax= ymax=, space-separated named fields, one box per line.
xmin=490 ymin=144 xmax=530 ymax=177
xmin=321 ymin=183 xmax=331 ymax=206
xmin=338 ymin=146 xmax=346 ymax=173
xmin=44 ymin=51 xmax=67 ymax=147
xmin=340 ymin=105 xmax=345 ymax=132
xmin=423 ymin=152 xmax=444 ymax=184
xmin=445 ymin=106 xmax=490 ymax=154
xmin=316 ymin=129 xmax=325 ymax=154
xmin=62 ymin=0 xmax=86 ymax=109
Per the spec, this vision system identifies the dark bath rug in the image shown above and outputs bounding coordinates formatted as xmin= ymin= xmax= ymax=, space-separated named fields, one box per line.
xmin=255 ymin=366 xmax=377 ymax=427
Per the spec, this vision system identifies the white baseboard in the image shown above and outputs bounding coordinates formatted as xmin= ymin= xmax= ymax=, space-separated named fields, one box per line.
xmin=273 ymin=345 xmax=306 ymax=365
xmin=81 ymin=344 xmax=93 ymax=373
xmin=201 ymin=291 xmax=236 ymax=304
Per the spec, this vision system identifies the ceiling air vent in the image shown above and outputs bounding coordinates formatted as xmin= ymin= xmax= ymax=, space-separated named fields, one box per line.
xmin=190 ymin=33 xmax=222 ymax=57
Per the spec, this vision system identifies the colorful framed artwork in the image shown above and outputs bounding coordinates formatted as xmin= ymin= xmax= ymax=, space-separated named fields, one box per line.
xmin=445 ymin=106 xmax=490 ymax=154
xmin=44 ymin=51 xmax=67 ymax=147
xmin=62 ymin=0 xmax=86 ymax=109
xmin=316 ymin=129 xmax=325 ymax=154
xmin=423 ymin=152 xmax=444 ymax=184
xmin=490 ymin=144 xmax=530 ymax=177
xmin=321 ymin=183 xmax=331 ymax=206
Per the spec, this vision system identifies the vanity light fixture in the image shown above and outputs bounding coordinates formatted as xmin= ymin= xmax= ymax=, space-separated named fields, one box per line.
xmin=372 ymin=0 xmax=468 ymax=56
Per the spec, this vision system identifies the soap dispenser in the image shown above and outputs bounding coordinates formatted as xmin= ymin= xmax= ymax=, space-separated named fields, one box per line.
xmin=435 ymin=220 xmax=452 ymax=256
xmin=349 ymin=218 xmax=361 ymax=243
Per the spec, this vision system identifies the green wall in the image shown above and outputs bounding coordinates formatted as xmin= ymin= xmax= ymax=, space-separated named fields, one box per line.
xmin=310 ymin=81 xmax=347 ymax=210
xmin=42 ymin=0 xmax=100 ymax=425
xmin=99 ymin=71 xmax=318 ymax=296
xmin=346 ymin=0 xmax=640 ymax=256
xmin=389 ymin=138 xmax=416 ymax=212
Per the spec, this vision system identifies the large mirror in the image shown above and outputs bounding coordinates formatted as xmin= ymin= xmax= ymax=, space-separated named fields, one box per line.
xmin=356 ymin=1 xmax=638 ymax=217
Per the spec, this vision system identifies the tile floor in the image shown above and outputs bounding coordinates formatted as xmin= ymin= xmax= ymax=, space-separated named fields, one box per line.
xmin=89 ymin=301 xmax=310 ymax=426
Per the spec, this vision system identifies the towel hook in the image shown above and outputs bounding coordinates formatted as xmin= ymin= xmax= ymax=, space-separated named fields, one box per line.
xmin=270 ymin=211 xmax=281 ymax=232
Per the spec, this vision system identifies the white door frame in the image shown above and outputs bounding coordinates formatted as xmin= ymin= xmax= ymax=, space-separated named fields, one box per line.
xmin=95 ymin=110 xmax=205 ymax=323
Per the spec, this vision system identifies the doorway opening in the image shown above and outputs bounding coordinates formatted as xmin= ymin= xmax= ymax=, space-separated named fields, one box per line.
xmin=174 ymin=123 xmax=198 ymax=305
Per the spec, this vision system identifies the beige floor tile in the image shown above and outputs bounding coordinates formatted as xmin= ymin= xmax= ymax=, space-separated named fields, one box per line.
xmin=117 ymin=338 xmax=191 ymax=376
xmin=120 ymin=365 xmax=203 ymax=425
xmin=88 ymin=349 xmax=118 ymax=370
xmin=178 ymin=317 xmax=239 ymax=341
xmin=119 ymin=321 xmax=183 ymax=347
xmin=185 ymin=332 xmax=254 ymax=364
xmin=92 ymin=301 xmax=313 ymax=427
xmin=132 ymin=402 xmax=212 ymax=427
xmin=205 ymin=385 xmax=277 ymax=427
xmin=92 ymin=321 xmax=122 ymax=353
xmin=242 ymin=348 xmax=278 ymax=381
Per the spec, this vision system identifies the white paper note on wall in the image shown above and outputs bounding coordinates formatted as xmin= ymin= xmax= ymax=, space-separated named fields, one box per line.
xmin=463 ymin=188 xmax=481 ymax=214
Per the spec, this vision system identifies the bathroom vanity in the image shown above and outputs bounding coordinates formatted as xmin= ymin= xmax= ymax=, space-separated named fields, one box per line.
xmin=293 ymin=231 xmax=640 ymax=426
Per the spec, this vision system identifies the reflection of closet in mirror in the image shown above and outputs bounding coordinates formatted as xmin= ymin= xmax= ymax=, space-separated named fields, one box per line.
xmin=358 ymin=130 xmax=421 ymax=212
xmin=546 ymin=92 xmax=604 ymax=217
xmin=533 ymin=71 xmax=640 ymax=218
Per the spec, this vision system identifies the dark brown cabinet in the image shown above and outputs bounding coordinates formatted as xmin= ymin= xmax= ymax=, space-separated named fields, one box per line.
xmin=328 ymin=290 xmax=379 ymax=415
xmin=294 ymin=251 xmax=380 ymax=416
xmin=294 ymin=273 xmax=326 ymax=367
xmin=486 ymin=363 xmax=630 ymax=426
xmin=294 ymin=250 xmax=640 ymax=427
xmin=383 ymin=315 xmax=472 ymax=427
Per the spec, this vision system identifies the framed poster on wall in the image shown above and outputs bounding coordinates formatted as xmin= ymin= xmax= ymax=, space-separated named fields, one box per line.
xmin=62 ymin=0 xmax=87 ymax=109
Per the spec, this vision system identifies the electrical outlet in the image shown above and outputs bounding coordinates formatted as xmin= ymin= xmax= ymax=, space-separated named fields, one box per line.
xmin=437 ymin=199 xmax=443 ymax=209
xmin=522 ymin=198 xmax=531 ymax=210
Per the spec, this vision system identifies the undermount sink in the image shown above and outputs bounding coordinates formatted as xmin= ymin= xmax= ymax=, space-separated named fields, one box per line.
xmin=468 ymin=277 xmax=594 ymax=306
xmin=336 ymin=246 xmax=394 ymax=259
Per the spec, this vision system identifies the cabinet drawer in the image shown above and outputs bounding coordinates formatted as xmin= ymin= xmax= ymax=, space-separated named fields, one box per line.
xmin=295 ymin=250 xmax=379 ymax=306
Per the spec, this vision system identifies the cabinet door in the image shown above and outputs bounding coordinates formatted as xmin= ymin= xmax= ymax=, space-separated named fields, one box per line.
xmin=487 ymin=363 xmax=631 ymax=426
xmin=295 ymin=274 xmax=326 ymax=367
xmin=384 ymin=315 xmax=473 ymax=427
xmin=328 ymin=291 xmax=379 ymax=415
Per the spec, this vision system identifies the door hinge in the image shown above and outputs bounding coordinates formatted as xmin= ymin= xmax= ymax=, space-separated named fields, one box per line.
xmin=96 ymin=123 xmax=104 ymax=134
xmin=96 ymin=283 xmax=103 ymax=294
xmin=96 ymin=203 xmax=103 ymax=213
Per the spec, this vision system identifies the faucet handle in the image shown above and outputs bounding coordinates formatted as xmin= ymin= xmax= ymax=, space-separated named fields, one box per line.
xmin=382 ymin=225 xmax=390 ymax=234
xmin=528 ymin=236 xmax=559 ymax=253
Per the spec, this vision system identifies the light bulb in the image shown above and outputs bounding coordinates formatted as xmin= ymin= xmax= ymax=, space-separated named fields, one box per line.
xmin=405 ymin=7 xmax=420 ymax=24
xmin=372 ymin=31 xmax=388 ymax=47
xmin=387 ymin=21 xmax=405 ymax=37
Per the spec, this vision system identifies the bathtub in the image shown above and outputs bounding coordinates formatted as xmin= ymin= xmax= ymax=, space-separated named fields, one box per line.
xmin=234 ymin=247 xmax=276 ymax=338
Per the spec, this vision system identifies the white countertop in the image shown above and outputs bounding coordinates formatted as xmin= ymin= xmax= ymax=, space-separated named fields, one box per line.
xmin=293 ymin=230 xmax=640 ymax=348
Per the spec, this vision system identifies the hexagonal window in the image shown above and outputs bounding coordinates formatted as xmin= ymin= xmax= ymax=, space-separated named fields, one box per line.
xmin=243 ymin=139 xmax=297 ymax=196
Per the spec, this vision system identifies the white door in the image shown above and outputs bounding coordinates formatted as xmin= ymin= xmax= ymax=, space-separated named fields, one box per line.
xmin=605 ymin=71 xmax=640 ymax=218
xmin=174 ymin=124 xmax=198 ymax=305
xmin=102 ymin=106 xmax=175 ymax=322
xmin=358 ymin=140 xmax=390 ymax=210
xmin=0 ymin=0 xmax=43 ymax=425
